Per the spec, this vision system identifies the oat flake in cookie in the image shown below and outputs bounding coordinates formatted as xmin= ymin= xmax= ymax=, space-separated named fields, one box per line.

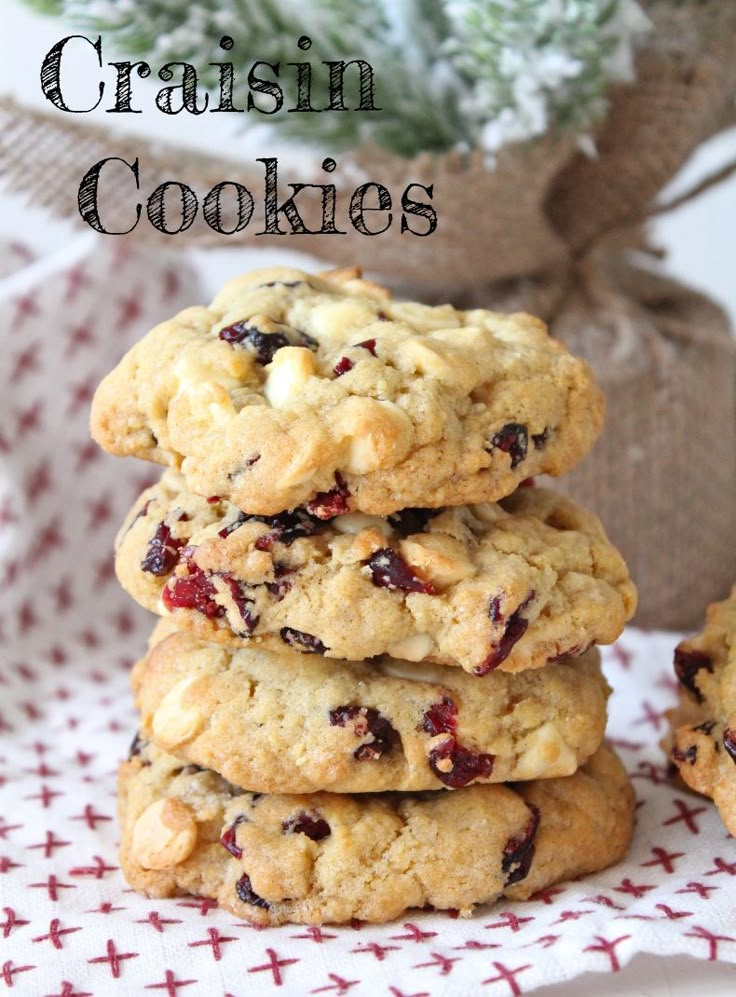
xmin=667 ymin=584 xmax=736 ymax=835
xmin=118 ymin=742 xmax=634 ymax=926
xmin=132 ymin=624 xmax=610 ymax=794
xmin=91 ymin=265 xmax=604 ymax=516
xmin=116 ymin=472 xmax=635 ymax=673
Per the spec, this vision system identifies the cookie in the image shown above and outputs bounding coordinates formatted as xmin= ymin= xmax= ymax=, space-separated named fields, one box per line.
xmin=91 ymin=266 xmax=604 ymax=516
xmin=116 ymin=472 xmax=635 ymax=674
xmin=132 ymin=624 xmax=610 ymax=794
xmin=667 ymin=585 xmax=736 ymax=834
xmin=118 ymin=741 xmax=634 ymax=925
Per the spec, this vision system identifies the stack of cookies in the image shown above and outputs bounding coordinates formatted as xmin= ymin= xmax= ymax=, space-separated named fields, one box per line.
xmin=91 ymin=266 xmax=637 ymax=925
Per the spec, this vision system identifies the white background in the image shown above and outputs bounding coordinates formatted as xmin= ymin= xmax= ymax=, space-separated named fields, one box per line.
xmin=1 ymin=4 xmax=735 ymax=995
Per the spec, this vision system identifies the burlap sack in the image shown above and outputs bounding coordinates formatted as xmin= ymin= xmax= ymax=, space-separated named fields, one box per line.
xmin=1 ymin=0 xmax=734 ymax=626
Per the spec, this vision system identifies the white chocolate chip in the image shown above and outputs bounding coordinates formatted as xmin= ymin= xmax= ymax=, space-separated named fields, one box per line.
xmin=332 ymin=513 xmax=393 ymax=538
xmin=338 ymin=397 xmax=412 ymax=474
xmin=132 ymin=798 xmax=197 ymax=870
xmin=399 ymin=339 xmax=455 ymax=381
xmin=514 ymin=722 xmax=578 ymax=780
xmin=385 ymin=633 xmax=436 ymax=663
xmin=263 ymin=347 xmax=317 ymax=408
xmin=152 ymin=676 xmax=204 ymax=749
xmin=399 ymin=535 xmax=475 ymax=591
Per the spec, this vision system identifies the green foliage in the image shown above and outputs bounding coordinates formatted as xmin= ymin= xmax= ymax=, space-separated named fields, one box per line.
xmin=25 ymin=0 xmax=649 ymax=158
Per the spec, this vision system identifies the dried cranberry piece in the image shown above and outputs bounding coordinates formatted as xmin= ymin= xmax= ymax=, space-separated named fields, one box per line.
xmin=235 ymin=873 xmax=270 ymax=909
xmin=366 ymin=548 xmax=435 ymax=594
xmin=694 ymin=720 xmax=717 ymax=735
xmin=474 ymin=592 xmax=535 ymax=675
xmin=224 ymin=576 xmax=259 ymax=635
xmin=333 ymin=356 xmax=354 ymax=377
xmin=220 ymin=814 xmax=247 ymax=857
xmin=297 ymin=331 xmax=319 ymax=350
xmin=487 ymin=423 xmax=529 ymax=469
xmin=282 ymin=811 xmax=331 ymax=841
xmin=218 ymin=514 xmax=248 ymax=539
xmin=207 ymin=496 xmax=221 ymax=504
xmin=219 ymin=508 xmax=320 ymax=546
xmin=428 ymin=738 xmax=494 ymax=788
xmin=502 ymin=803 xmax=540 ymax=885
xmin=219 ymin=321 xmax=290 ymax=364
xmin=266 ymin=564 xmax=293 ymax=601
xmin=355 ymin=338 xmax=377 ymax=355
xmin=280 ymin=627 xmax=327 ymax=654
xmin=307 ymin=473 xmax=351 ymax=519
xmin=141 ymin=522 xmax=185 ymax=576
xmin=488 ymin=595 xmax=503 ymax=623
xmin=532 ymin=428 xmax=550 ymax=450
xmin=163 ymin=552 xmax=224 ymax=619
xmin=387 ymin=508 xmax=440 ymax=536
xmin=329 ymin=706 xmax=397 ymax=760
xmin=120 ymin=498 xmax=152 ymax=542
xmin=724 ymin=729 xmax=736 ymax=765
xmin=127 ymin=732 xmax=146 ymax=759
xmin=422 ymin=696 xmax=457 ymax=736
xmin=673 ymin=647 xmax=713 ymax=703
xmin=672 ymin=744 xmax=698 ymax=765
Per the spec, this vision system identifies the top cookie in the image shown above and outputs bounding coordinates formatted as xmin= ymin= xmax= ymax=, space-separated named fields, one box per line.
xmin=91 ymin=266 xmax=604 ymax=515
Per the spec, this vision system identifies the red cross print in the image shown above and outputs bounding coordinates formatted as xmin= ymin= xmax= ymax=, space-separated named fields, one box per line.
xmin=2 ymin=961 xmax=35 ymax=987
xmin=662 ymin=798 xmax=708 ymax=834
xmin=684 ymin=925 xmax=736 ymax=961
xmin=311 ymin=974 xmax=360 ymax=994
xmin=29 ymin=874 xmax=76 ymax=901
xmin=247 ymin=948 xmax=299 ymax=986
xmin=291 ymin=925 xmax=338 ymax=943
xmin=12 ymin=292 xmax=39 ymax=325
xmin=484 ymin=910 xmax=534 ymax=932
xmin=390 ymin=922 xmax=438 ymax=943
xmin=0 ymin=822 xmax=22 ymax=840
xmin=480 ymin=961 xmax=532 ymax=995
xmin=413 ymin=952 xmax=460 ymax=975
xmin=69 ymin=855 xmax=118 ymax=879
xmin=0 ymin=856 xmax=23 ymax=872
xmin=529 ymin=885 xmax=564 ymax=904
xmin=453 ymin=939 xmax=501 ymax=951
xmin=677 ymin=881 xmax=718 ymax=899
xmin=135 ymin=911 xmax=183 ymax=933
xmin=705 ymin=856 xmax=736 ymax=877
xmin=176 ymin=897 xmax=218 ymax=915
xmin=64 ymin=263 xmax=92 ymax=301
xmin=1 ymin=908 xmax=30 ymax=938
xmin=47 ymin=982 xmax=93 ymax=997
xmin=144 ymin=970 xmax=198 ymax=995
xmin=32 ymin=918 xmax=82 ymax=950
xmin=641 ymin=846 xmax=684 ymax=873
xmin=70 ymin=804 xmax=112 ymax=829
xmin=87 ymin=939 xmax=139 ymax=978
xmin=350 ymin=941 xmax=400 ymax=961
xmin=614 ymin=878 xmax=656 ymax=899
xmin=524 ymin=934 xmax=559 ymax=949
xmin=188 ymin=927 xmax=238 ymax=961
xmin=11 ymin=344 xmax=39 ymax=381
xmin=634 ymin=700 xmax=666 ymax=730
xmin=552 ymin=909 xmax=594 ymax=924
xmin=584 ymin=934 xmax=631 ymax=971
